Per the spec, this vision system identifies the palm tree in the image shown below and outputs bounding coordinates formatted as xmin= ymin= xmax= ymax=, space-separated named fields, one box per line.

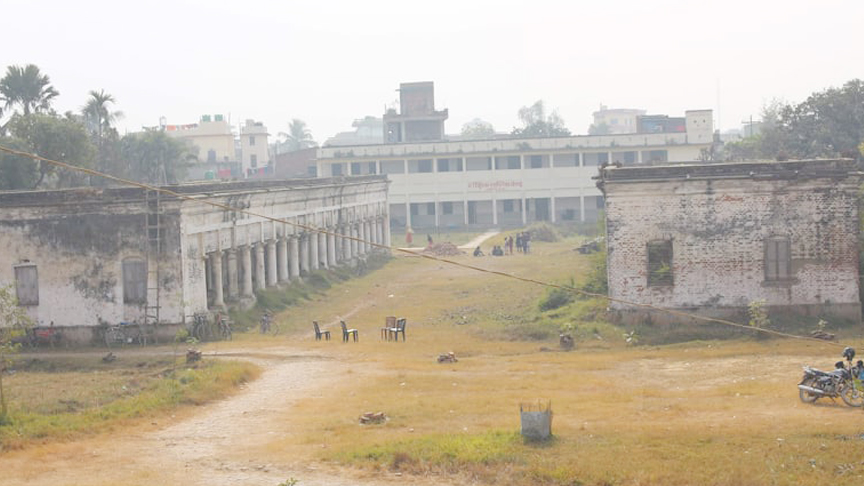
xmin=278 ymin=118 xmax=317 ymax=153
xmin=82 ymin=89 xmax=123 ymax=141
xmin=0 ymin=64 xmax=59 ymax=117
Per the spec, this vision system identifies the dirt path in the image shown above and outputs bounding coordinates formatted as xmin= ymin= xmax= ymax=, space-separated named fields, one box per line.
xmin=0 ymin=347 xmax=435 ymax=486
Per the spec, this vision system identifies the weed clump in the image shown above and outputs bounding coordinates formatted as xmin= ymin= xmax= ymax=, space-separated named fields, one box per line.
xmin=526 ymin=222 xmax=560 ymax=242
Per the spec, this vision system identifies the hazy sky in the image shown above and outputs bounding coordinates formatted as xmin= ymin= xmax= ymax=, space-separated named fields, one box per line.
xmin=2 ymin=0 xmax=861 ymax=142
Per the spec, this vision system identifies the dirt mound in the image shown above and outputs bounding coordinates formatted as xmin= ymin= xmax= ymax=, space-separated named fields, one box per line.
xmin=423 ymin=242 xmax=464 ymax=256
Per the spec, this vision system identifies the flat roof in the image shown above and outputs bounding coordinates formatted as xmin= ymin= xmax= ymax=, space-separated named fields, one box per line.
xmin=0 ymin=175 xmax=387 ymax=207
xmin=599 ymin=159 xmax=859 ymax=185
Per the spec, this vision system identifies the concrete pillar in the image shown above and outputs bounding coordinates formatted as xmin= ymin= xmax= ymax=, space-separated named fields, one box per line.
xmin=522 ymin=197 xmax=528 ymax=225
xmin=277 ymin=237 xmax=289 ymax=283
xmin=579 ymin=195 xmax=586 ymax=222
xmin=255 ymin=243 xmax=266 ymax=290
xmin=463 ymin=200 xmax=469 ymax=226
xmin=343 ymin=225 xmax=352 ymax=261
xmin=226 ymin=249 xmax=238 ymax=300
xmin=351 ymin=223 xmax=360 ymax=257
xmin=210 ymin=251 xmax=225 ymax=308
xmin=310 ymin=231 xmax=320 ymax=271
xmin=266 ymin=240 xmax=277 ymax=287
xmin=405 ymin=201 xmax=411 ymax=229
xmin=550 ymin=196 xmax=557 ymax=223
xmin=241 ymin=245 xmax=253 ymax=297
xmin=492 ymin=197 xmax=498 ymax=225
xmin=384 ymin=216 xmax=392 ymax=249
xmin=300 ymin=234 xmax=310 ymax=275
xmin=319 ymin=231 xmax=328 ymax=268
xmin=327 ymin=230 xmax=337 ymax=267
xmin=289 ymin=236 xmax=300 ymax=280
xmin=360 ymin=221 xmax=368 ymax=254
xmin=366 ymin=221 xmax=374 ymax=251
xmin=372 ymin=220 xmax=380 ymax=247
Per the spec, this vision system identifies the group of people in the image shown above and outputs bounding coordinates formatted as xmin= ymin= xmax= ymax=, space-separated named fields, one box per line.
xmin=473 ymin=231 xmax=532 ymax=257
xmin=504 ymin=231 xmax=531 ymax=254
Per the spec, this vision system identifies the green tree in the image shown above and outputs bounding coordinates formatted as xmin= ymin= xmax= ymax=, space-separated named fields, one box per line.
xmin=6 ymin=113 xmax=95 ymax=188
xmin=0 ymin=284 xmax=33 ymax=424
xmin=82 ymin=90 xmax=123 ymax=184
xmin=0 ymin=136 xmax=39 ymax=189
xmin=758 ymin=80 xmax=864 ymax=159
xmin=278 ymin=119 xmax=317 ymax=153
xmin=588 ymin=122 xmax=610 ymax=135
xmin=121 ymin=131 xmax=193 ymax=184
xmin=511 ymin=100 xmax=571 ymax=138
xmin=0 ymin=64 xmax=59 ymax=118
xmin=460 ymin=118 xmax=496 ymax=139
xmin=82 ymin=89 xmax=122 ymax=143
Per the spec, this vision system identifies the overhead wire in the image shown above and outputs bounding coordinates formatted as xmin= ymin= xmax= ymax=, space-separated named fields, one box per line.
xmin=0 ymin=143 xmax=853 ymax=350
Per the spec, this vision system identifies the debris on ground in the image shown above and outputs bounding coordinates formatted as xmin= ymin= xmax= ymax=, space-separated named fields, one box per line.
xmin=359 ymin=411 xmax=387 ymax=425
xmin=810 ymin=330 xmax=836 ymax=341
xmin=423 ymin=242 xmax=464 ymax=256
xmin=186 ymin=348 xmax=202 ymax=363
xmin=437 ymin=351 xmax=458 ymax=363
xmin=102 ymin=352 xmax=116 ymax=363
xmin=559 ymin=334 xmax=575 ymax=350
xmin=576 ymin=238 xmax=603 ymax=254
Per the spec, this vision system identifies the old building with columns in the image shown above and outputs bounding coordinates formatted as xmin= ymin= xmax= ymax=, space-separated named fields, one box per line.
xmin=0 ymin=176 xmax=389 ymax=343
xmin=599 ymin=159 xmax=861 ymax=325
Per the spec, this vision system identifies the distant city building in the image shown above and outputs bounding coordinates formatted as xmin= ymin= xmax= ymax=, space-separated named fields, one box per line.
xmin=163 ymin=114 xmax=239 ymax=180
xmin=315 ymin=83 xmax=715 ymax=230
xmin=591 ymin=106 xmax=646 ymax=134
xmin=324 ymin=116 xmax=384 ymax=147
xmin=383 ymin=82 xmax=449 ymax=143
xmin=240 ymin=119 xmax=271 ymax=178
xmin=274 ymin=147 xmax=318 ymax=178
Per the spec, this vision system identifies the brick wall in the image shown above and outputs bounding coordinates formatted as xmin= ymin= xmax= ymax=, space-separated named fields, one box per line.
xmin=602 ymin=160 xmax=861 ymax=322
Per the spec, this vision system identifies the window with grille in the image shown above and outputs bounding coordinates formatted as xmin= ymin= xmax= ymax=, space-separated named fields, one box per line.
xmin=14 ymin=264 xmax=39 ymax=305
xmin=764 ymin=237 xmax=791 ymax=281
xmin=442 ymin=202 xmax=454 ymax=215
xmin=647 ymin=240 xmax=673 ymax=286
xmin=123 ymin=258 xmax=148 ymax=304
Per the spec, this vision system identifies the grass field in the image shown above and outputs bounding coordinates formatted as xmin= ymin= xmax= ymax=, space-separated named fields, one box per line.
xmin=0 ymin=353 xmax=259 ymax=451
xmin=254 ymin=234 xmax=864 ymax=486
xmin=3 ymin=233 xmax=864 ymax=485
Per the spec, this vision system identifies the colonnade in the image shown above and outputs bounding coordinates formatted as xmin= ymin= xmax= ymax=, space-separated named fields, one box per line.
xmin=204 ymin=217 xmax=390 ymax=308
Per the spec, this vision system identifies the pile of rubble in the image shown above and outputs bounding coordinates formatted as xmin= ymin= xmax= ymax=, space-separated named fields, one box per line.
xmin=437 ymin=351 xmax=458 ymax=363
xmin=186 ymin=348 xmax=202 ymax=363
xmin=423 ymin=242 xmax=463 ymax=256
xmin=359 ymin=411 xmax=387 ymax=425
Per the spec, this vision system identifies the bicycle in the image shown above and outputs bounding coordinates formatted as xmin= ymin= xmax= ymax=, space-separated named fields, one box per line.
xmin=191 ymin=313 xmax=212 ymax=342
xmin=214 ymin=312 xmax=232 ymax=341
xmin=105 ymin=322 xmax=144 ymax=347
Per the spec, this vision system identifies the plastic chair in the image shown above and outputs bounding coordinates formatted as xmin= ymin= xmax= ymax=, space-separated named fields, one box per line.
xmin=341 ymin=320 xmax=358 ymax=342
xmin=381 ymin=316 xmax=396 ymax=340
xmin=389 ymin=318 xmax=407 ymax=342
xmin=313 ymin=321 xmax=331 ymax=341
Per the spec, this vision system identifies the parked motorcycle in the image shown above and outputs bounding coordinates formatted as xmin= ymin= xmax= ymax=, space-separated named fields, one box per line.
xmin=798 ymin=347 xmax=864 ymax=407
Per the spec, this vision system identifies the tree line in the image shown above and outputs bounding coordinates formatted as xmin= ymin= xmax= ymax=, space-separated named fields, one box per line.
xmin=0 ymin=64 xmax=192 ymax=190
xmin=725 ymin=79 xmax=864 ymax=161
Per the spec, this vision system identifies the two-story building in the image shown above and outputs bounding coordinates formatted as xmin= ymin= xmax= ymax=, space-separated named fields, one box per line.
xmin=315 ymin=83 xmax=714 ymax=230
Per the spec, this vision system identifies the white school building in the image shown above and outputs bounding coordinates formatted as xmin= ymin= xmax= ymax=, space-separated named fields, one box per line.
xmin=315 ymin=110 xmax=714 ymax=229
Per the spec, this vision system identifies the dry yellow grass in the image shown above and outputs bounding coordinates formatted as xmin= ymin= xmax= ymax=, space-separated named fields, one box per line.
xmin=249 ymin=237 xmax=864 ymax=486
xmin=5 ymin=235 xmax=863 ymax=486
